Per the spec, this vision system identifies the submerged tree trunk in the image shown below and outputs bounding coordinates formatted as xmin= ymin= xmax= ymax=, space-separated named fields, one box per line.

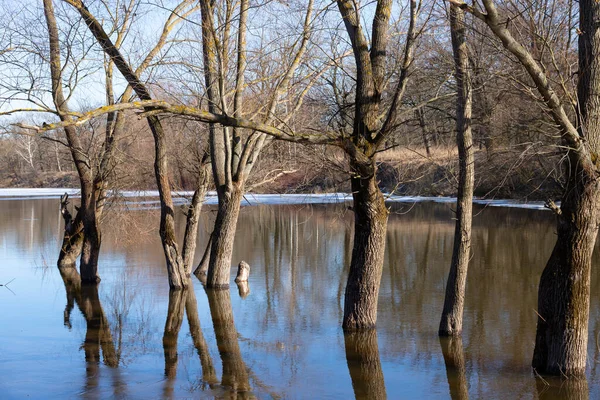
xmin=531 ymin=0 xmax=600 ymax=376
xmin=439 ymin=4 xmax=474 ymax=337
xmin=58 ymin=194 xmax=84 ymax=267
xmin=344 ymin=330 xmax=387 ymax=400
xmin=343 ymin=159 xmax=389 ymax=331
xmin=206 ymin=184 xmax=244 ymax=288
xmin=532 ymin=166 xmax=600 ymax=376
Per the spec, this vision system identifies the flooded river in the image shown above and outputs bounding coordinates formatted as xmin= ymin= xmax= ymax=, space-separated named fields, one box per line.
xmin=1 ymin=197 xmax=599 ymax=399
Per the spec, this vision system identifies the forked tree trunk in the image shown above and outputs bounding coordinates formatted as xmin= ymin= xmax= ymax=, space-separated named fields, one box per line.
xmin=206 ymin=184 xmax=244 ymax=288
xmin=64 ymin=1 xmax=189 ymax=290
xmin=343 ymin=159 xmax=389 ymax=331
xmin=439 ymin=336 xmax=469 ymax=400
xmin=439 ymin=4 xmax=474 ymax=337
xmin=344 ymin=330 xmax=387 ymax=400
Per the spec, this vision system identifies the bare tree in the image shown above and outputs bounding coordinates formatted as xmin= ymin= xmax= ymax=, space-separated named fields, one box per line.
xmin=439 ymin=3 xmax=474 ymax=336
xmin=450 ymin=0 xmax=600 ymax=376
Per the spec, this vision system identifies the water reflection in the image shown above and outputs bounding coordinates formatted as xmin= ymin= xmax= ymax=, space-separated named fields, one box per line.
xmin=162 ymin=289 xmax=186 ymax=398
xmin=185 ymin=288 xmax=218 ymax=388
xmin=536 ymin=377 xmax=589 ymax=400
xmin=58 ymin=266 xmax=126 ymax=397
xmin=3 ymin=199 xmax=600 ymax=398
xmin=206 ymin=288 xmax=252 ymax=397
xmin=439 ymin=336 xmax=469 ymax=400
xmin=344 ymin=330 xmax=386 ymax=400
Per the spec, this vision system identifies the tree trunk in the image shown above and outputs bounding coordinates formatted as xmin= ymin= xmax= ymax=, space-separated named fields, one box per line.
xmin=58 ymin=194 xmax=84 ymax=267
xmin=344 ymin=330 xmax=387 ymax=400
xmin=532 ymin=0 xmax=600 ymax=376
xmin=439 ymin=336 xmax=469 ymax=400
xmin=206 ymin=183 xmax=244 ymax=288
xmin=205 ymin=288 xmax=251 ymax=393
xmin=80 ymin=193 xmax=101 ymax=283
xmin=532 ymin=169 xmax=600 ymax=376
xmin=182 ymin=173 xmax=209 ymax=275
xmin=343 ymin=159 xmax=389 ymax=331
xmin=194 ymin=232 xmax=213 ymax=279
xmin=439 ymin=4 xmax=474 ymax=337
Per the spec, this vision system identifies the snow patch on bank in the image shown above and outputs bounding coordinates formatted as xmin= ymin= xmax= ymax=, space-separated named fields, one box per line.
xmin=0 ymin=188 xmax=551 ymax=210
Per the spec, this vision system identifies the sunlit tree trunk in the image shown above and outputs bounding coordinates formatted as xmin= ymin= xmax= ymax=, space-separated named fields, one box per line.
xmin=439 ymin=4 xmax=474 ymax=337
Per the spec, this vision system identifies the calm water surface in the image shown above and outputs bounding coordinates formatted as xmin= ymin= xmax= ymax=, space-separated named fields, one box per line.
xmin=1 ymin=198 xmax=599 ymax=399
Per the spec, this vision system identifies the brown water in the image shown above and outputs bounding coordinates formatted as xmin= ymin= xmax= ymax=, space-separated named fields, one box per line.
xmin=0 ymin=198 xmax=599 ymax=399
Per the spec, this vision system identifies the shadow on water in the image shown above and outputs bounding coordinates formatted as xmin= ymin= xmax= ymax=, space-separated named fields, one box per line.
xmin=439 ymin=336 xmax=469 ymax=400
xmin=344 ymin=330 xmax=387 ymax=400
xmin=58 ymin=266 xmax=126 ymax=398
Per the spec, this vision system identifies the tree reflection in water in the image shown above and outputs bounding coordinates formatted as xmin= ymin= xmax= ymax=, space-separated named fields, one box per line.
xmin=439 ymin=336 xmax=469 ymax=400
xmin=536 ymin=376 xmax=589 ymax=400
xmin=162 ymin=289 xmax=186 ymax=398
xmin=206 ymin=288 xmax=252 ymax=398
xmin=185 ymin=287 xmax=219 ymax=389
xmin=344 ymin=330 xmax=387 ymax=400
xmin=58 ymin=266 xmax=125 ymax=397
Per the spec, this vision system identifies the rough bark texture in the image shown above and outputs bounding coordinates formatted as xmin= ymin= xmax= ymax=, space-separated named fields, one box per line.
xmin=344 ymin=330 xmax=387 ymax=400
xmin=58 ymin=194 xmax=84 ymax=267
xmin=206 ymin=288 xmax=251 ymax=393
xmin=439 ymin=336 xmax=469 ymax=400
xmin=343 ymin=158 xmax=389 ymax=331
xmin=206 ymin=184 xmax=244 ymax=288
xmin=194 ymin=233 xmax=212 ymax=279
xmin=531 ymin=0 xmax=600 ymax=376
xmin=439 ymin=5 xmax=474 ymax=337
xmin=182 ymin=167 xmax=210 ymax=275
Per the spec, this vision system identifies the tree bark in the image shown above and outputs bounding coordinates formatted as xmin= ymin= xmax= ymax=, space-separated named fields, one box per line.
xmin=344 ymin=330 xmax=387 ymax=400
xmin=439 ymin=4 xmax=474 ymax=337
xmin=58 ymin=194 xmax=84 ymax=267
xmin=343 ymin=158 xmax=389 ymax=331
xmin=182 ymin=165 xmax=210 ymax=275
xmin=531 ymin=0 xmax=600 ymax=376
xmin=206 ymin=184 xmax=244 ymax=288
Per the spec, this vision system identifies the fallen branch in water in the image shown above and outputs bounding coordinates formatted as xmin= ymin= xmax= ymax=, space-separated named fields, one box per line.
xmin=0 ymin=278 xmax=15 ymax=287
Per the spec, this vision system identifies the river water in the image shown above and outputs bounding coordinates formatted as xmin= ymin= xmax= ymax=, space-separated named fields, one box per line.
xmin=0 ymin=197 xmax=599 ymax=399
